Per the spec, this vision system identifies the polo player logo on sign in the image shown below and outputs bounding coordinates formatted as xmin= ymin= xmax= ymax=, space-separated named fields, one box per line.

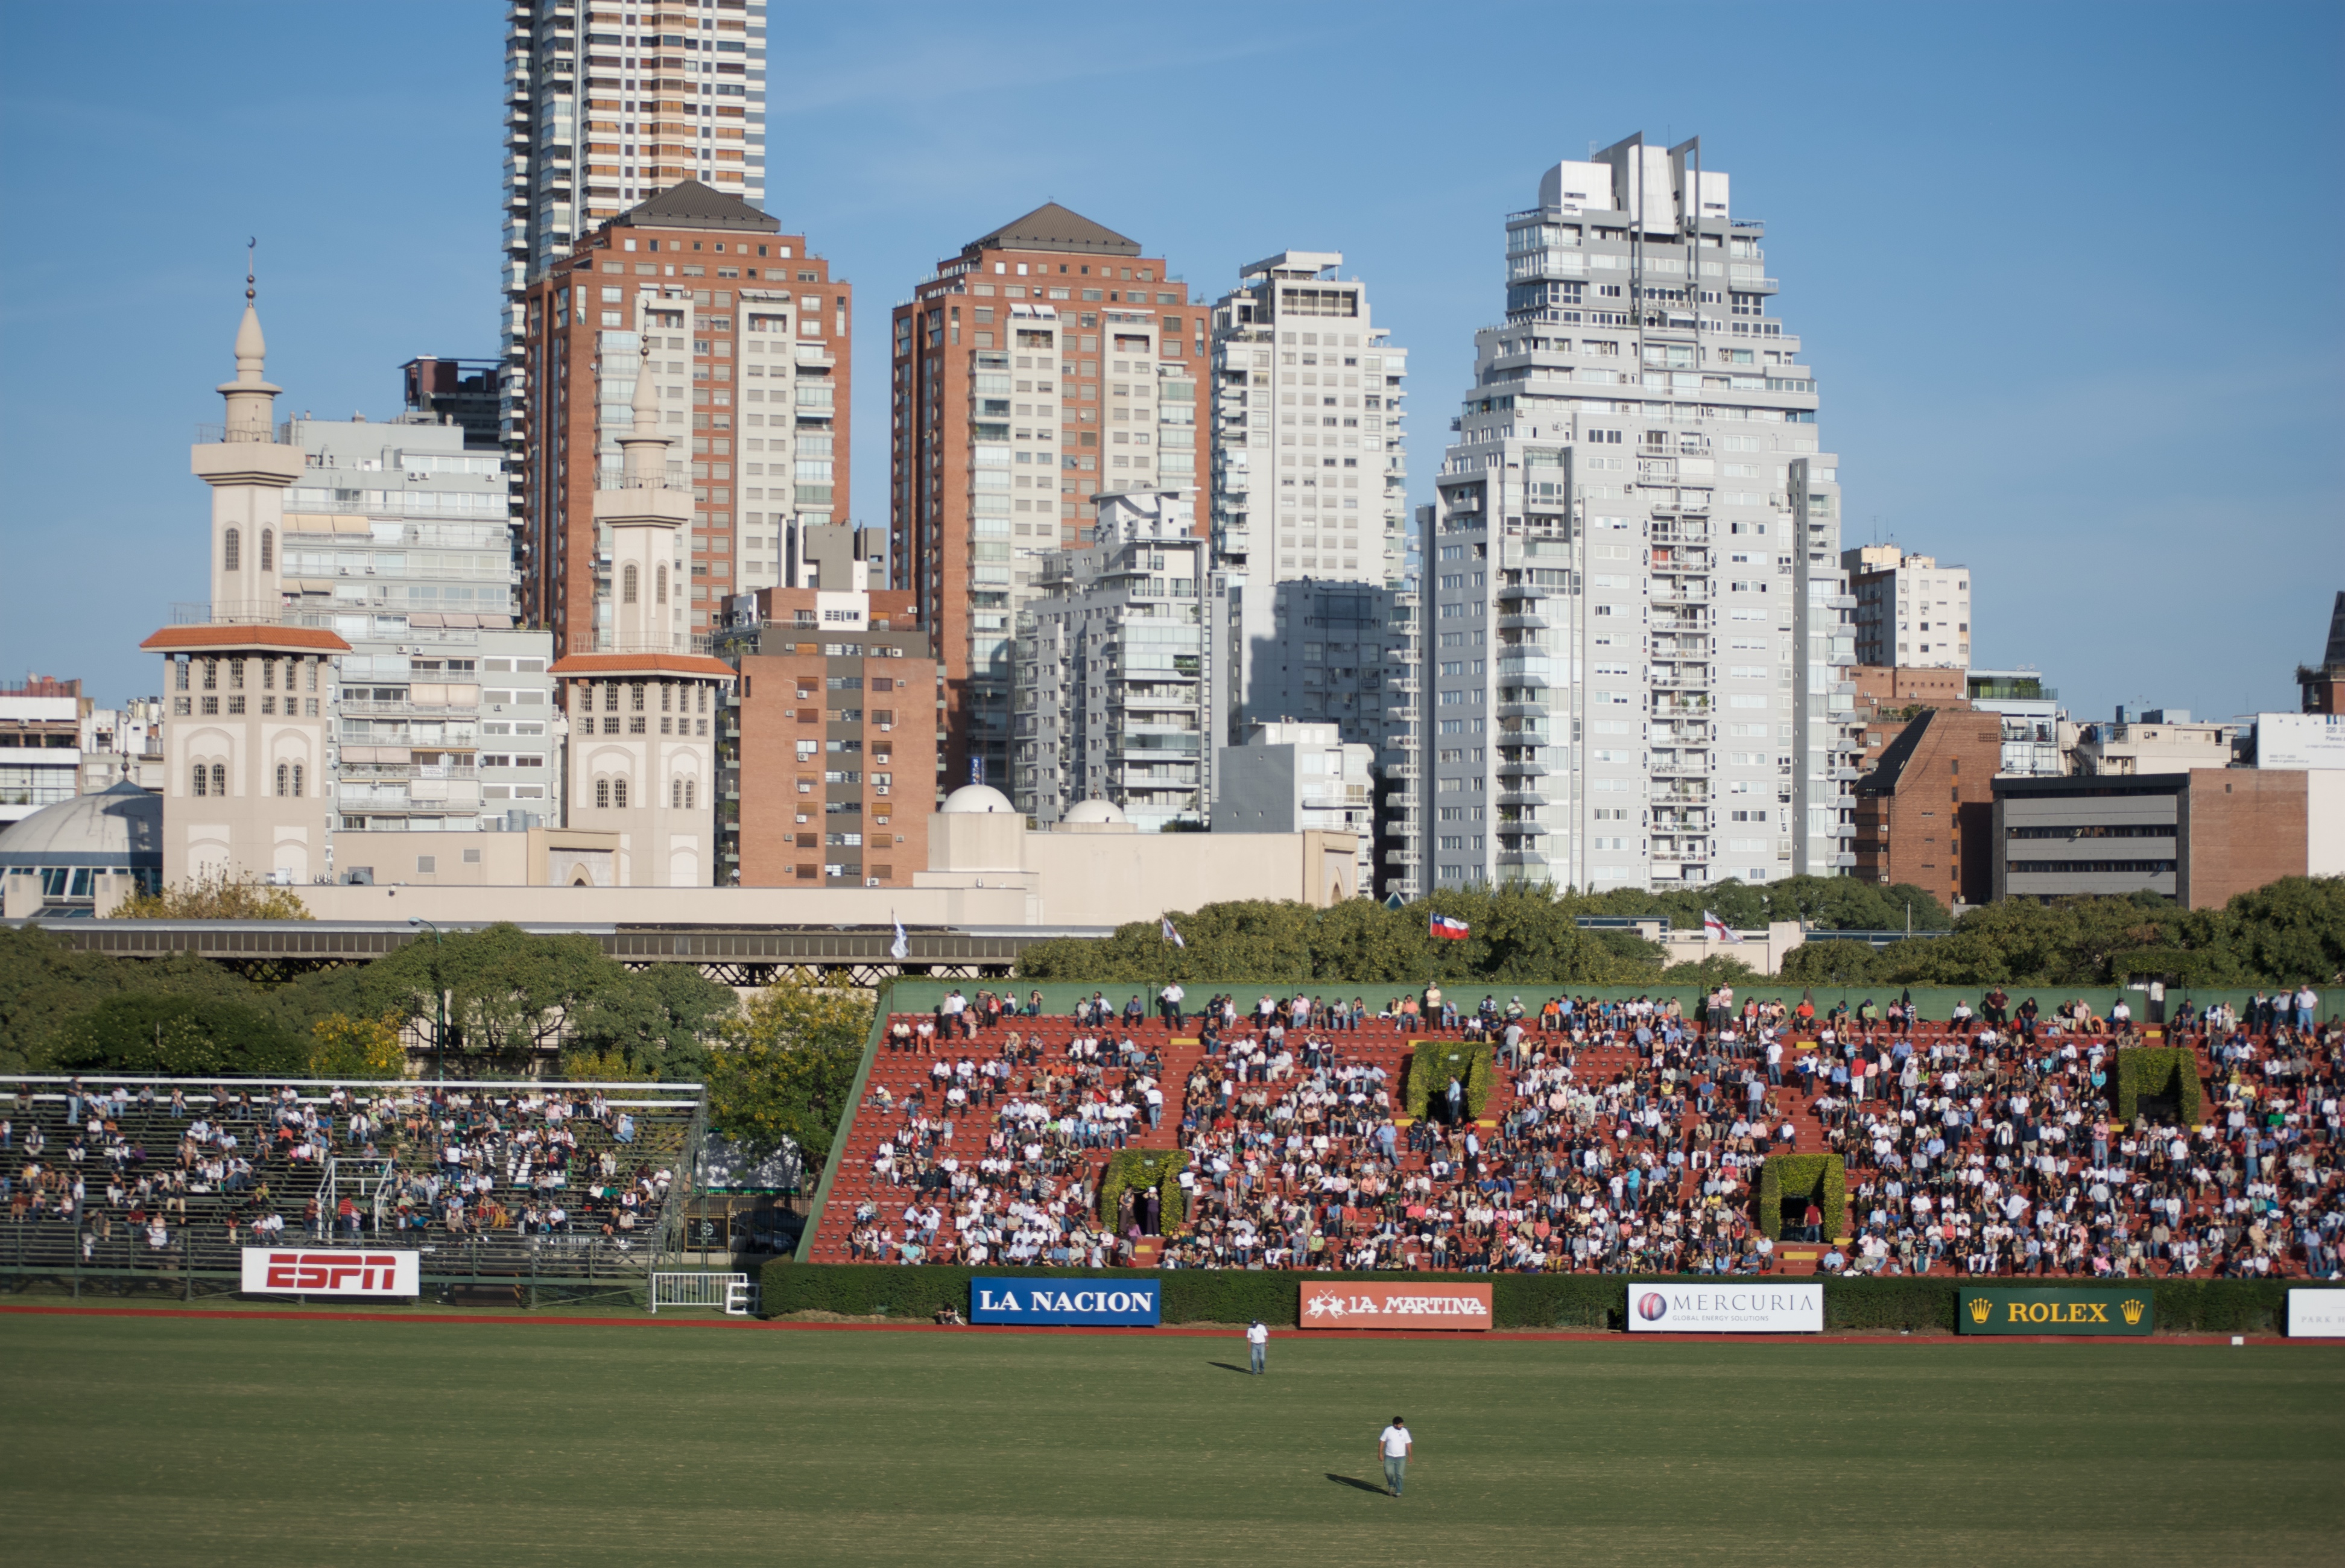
xmin=1305 ymin=1289 xmax=1352 ymax=1322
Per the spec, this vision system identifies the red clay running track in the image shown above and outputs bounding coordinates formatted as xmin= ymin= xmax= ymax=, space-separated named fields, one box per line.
xmin=0 ymin=1303 xmax=2330 ymax=1344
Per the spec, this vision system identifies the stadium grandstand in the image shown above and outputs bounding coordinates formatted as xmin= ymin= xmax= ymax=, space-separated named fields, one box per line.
xmin=0 ymin=1075 xmax=705 ymax=1303
xmin=804 ymin=981 xmax=2341 ymax=1281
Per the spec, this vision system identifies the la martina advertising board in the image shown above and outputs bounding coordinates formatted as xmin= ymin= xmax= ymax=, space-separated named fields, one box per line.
xmin=1959 ymin=1286 xmax=2154 ymax=1335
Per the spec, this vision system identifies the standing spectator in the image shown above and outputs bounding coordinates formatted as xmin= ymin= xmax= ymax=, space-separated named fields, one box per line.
xmin=1160 ymin=981 xmax=1186 ymax=1030
xmin=1246 ymin=1318 xmax=1268 ymax=1375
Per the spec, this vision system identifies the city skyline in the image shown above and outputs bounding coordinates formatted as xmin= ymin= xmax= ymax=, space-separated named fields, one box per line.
xmin=1 ymin=1 xmax=2338 ymax=726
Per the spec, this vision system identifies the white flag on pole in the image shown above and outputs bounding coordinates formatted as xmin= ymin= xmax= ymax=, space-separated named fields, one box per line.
xmin=890 ymin=915 xmax=909 ymax=962
xmin=1160 ymin=917 xmax=1185 ymax=949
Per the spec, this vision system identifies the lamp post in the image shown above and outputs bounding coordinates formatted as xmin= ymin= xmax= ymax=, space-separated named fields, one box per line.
xmin=408 ymin=917 xmax=446 ymax=1081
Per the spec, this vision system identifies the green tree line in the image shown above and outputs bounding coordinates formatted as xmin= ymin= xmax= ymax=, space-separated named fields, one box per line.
xmin=1016 ymin=876 xmax=2343 ymax=990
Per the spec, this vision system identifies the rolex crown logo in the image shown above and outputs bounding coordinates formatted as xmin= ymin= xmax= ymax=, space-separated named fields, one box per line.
xmin=2120 ymin=1298 xmax=2145 ymax=1326
xmin=1968 ymin=1297 xmax=1992 ymax=1324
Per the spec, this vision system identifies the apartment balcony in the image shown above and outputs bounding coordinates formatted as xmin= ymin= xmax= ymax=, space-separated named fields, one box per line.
xmin=1497 ymin=610 xmax=1550 ymax=632
xmin=1495 ymin=658 xmax=1555 ymax=687
xmin=1494 ymin=582 xmax=1545 ymax=605
xmin=1495 ymin=701 xmax=1549 ymax=722
xmin=1495 ymin=754 xmax=1549 ymax=779
xmin=1653 ymin=699 xmax=1710 ymax=718
xmin=1651 ymin=756 xmax=1709 ymax=779
xmin=1653 ymin=784 xmax=1709 ymax=804
xmin=1495 ymin=849 xmax=1550 ymax=870
xmin=1495 ymin=787 xmax=1546 ymax=809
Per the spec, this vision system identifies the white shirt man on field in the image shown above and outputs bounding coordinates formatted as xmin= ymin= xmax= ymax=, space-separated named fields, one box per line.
xmin=1377 ymin=1417 xmax=1412 ymax=1496
xmin=1246 ymin=1319 xmax=1268 ymax=1375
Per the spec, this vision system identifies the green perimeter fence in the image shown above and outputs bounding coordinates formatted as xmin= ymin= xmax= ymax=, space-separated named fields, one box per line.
xmin=761 ymin=1257 xmax=2337 ymax=1335
xmin=795 ymin=978 xmax=2276 ymax=1265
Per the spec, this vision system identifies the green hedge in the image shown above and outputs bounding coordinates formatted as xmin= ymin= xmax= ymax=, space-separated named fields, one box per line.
xmin=1404 ymin=1039 xmax=1495 ymax=1120
xmin=1758 ymin=1154 xmax=1847 ymax=1242
xmin=760 ymin=1259 xmax=2334 ymax=1334
xmin=1100 ymin=1149 xmax=1188 ymax=1234
xmin=2115 ymin=1046 xmax=2204 ymax=1126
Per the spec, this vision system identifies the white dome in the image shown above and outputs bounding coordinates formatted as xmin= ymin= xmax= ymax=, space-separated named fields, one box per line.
xmin=0 ymin=780 xmax=162 ymax=868
xmin=939 ymin=783 xmax=1016 ymax=815
xmin=1062 ymin=798 xmax=1126 ymax=824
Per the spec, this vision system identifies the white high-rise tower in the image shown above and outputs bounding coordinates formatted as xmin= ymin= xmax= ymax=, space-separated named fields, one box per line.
xmin=1420 ymin=134 xmax=1858 ymax=893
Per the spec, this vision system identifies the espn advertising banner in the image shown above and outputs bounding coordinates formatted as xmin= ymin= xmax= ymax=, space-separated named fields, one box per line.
xmin=1959 ymin=1286 xmax=2153 ymax=1335
xmin=1299 ymin=1282 xmax=1493 ymax=1330
xmin=969 ymin=1278 xmax=1161 ymax=1326
xmin=1629 ymin=1283 xmax=1822 ymax=1333
xmin=240 ymin=1248 xmax=420 ymax=1297
xmin=2286 ymin=1289 xmax=2345 ymax=1338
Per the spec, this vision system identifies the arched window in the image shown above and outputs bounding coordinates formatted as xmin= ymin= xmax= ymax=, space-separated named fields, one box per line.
xmin=685 ymin=779 xmax=695 ymax=809
xmin=223 ymin=528 xmax=241 ymax=572
xmin=612 ymin=776 xmax=628 ymax=809
xmin=291 ymin=763 xmax=303 ymax=798
xmin=596 ymin=777 xmax=610 ymax=809
xmin=671 ymin=779 xmax=682 ymax=809
xmin=276 ymin=763 xmax=289 ymax=797
xmin=210 ymin=763 xmax=227 ymax=797
xmin=622 ymin=563 xmax=639 ymax=604
xmin=656 ymin=564 xmax=668 ymax=604
xmin=259 ymin=528 xmax=274 ymax=571
xmin=192 ymin=763 xmax=208 ymax=798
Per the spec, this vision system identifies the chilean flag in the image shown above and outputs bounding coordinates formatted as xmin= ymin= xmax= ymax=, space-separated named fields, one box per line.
xmin=1429 ymin=914 xmax=1471 ymax=941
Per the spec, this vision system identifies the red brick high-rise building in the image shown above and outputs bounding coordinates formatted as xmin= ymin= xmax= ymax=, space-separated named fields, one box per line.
xmin=522 ymin=182 xmax=850 ymax=660
xmin=891 ymin=205 xmax=1207 ymax=800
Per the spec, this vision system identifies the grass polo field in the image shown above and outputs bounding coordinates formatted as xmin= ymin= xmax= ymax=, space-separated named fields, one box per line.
xmin=2 ymin=1307 xmax=2341 ymax=1566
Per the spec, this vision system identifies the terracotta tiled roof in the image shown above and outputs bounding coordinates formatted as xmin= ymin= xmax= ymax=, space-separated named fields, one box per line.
xmin=139 ymin=624 xmax=350 ymax=653
xmin=548 ymin=652 xmax=735 ymax=678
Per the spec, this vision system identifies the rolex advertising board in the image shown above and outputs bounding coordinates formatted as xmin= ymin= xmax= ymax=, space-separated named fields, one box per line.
xmin=1958 ymin=1286 xmax=2154 ymax=1335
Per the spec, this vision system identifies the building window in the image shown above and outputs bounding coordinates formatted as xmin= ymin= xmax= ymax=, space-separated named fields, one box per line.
xmin=223 ymin=528 xmax=240 ymax=572
xmin=631 ymin=683 xmax=645 ymax=711
xmin=276 ymin=763 xmax=289 ymax=797
xmin=657 ymin=564 xmax=669 ymax=604
xmin=623 ymin=563 xmax=639 ymax=604
xmin=210 ymin=763 xmax=227 ymax=797
xmin=191 ymin=763 xmax=207 ymax=797
xmin=292 ymin=764 xmax=303 ymax=798
xmin=613 ymin=777 xmax=628 ymax=809
xmin=174 ymin=659 xmax=189 ymax=692
xmin=597 ymin=777 xmax=610 ymax=809
xmin=259 ymin=528 xmax=273 ymax=571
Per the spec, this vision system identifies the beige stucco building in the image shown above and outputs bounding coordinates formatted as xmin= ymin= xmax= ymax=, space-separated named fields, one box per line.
xmin=293 ymin=784 xmax=1360 ymax=928
xmin=142 ymin=290 xmax=347 ymax=887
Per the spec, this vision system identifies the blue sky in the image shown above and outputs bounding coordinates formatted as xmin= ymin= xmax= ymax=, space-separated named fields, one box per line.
xmin=3 ymin=1 xmax=2338 ymax=721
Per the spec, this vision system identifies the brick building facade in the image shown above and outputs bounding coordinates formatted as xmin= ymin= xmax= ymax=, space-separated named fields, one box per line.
xmin=522 ymin=182 xmax=850 ymax=659
xmin=1852 ymin=707 xmax=2001 ymax=906
xmin=716 ymin=588 xmax=935 ymax=887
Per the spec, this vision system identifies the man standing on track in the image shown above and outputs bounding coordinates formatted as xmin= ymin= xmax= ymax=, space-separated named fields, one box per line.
xmin=1246 ymin=1318 xmax=1268 ymax=1375
xmin=1377 ymin=1415 xmax=1412 ymax=1496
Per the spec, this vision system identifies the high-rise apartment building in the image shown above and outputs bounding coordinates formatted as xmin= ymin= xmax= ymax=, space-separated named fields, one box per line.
xmin=0 ymin=677 xmax=86 ymax=830
xmin=1212 ymin=720 xmax=1378 ymax=891
xmin=1206 ymin=251 xmax=1410 ymax=584
xmin=1420 ymin=136 xmax=1858 ymax=893
xmin=1207 ymin=251 xmax=1422 ymax=898
xmin=893 ymin=205 xmax=1207 ymax=799
xmin=714 ymin=577 xmax=938 ymax=888
xmin=1843 ymin=546 xmax=1970 ymax=669
xmin=522 ymin=183 xmax=850 ymax=659
xmin=500 ymin=1 xmax=768 ymax=511
xmin=1014 ymin=490 xmax=1224 ymax=831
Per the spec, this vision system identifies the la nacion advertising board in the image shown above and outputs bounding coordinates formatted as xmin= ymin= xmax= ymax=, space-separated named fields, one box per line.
xmin=239 ymin=1248 xmax=419 ymax=1297
xmin=1299 ymin=1282 xmax=1493 ymax=1330
xmin=969 ymin=1278 xmax=1161 ymax=1326
xmin=1628 ymin=1283 xmax=1822 ymax=1333
xmin=1958 ymin=1286 xmax=2153 ymax=1335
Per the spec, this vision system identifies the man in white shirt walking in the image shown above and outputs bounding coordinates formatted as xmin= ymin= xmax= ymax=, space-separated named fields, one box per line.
xmin=1246 ymin=1318 xmax=1268 ymax=1375
xmin=1377 ymin=1416 xmax=1412 ymax=1496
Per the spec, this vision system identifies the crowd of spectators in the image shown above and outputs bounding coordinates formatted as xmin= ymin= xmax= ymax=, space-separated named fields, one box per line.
xmin=0 ymin=1079 xmax=685 ymax=1270
xmin=835 ymin=982 xmax=2343 ymax=1281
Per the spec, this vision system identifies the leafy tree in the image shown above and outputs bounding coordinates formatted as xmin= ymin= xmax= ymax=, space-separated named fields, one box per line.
xmin=307 ymin=1012 xmax=408 ymax=1080
xmin=117 ymin=871 xmax=312 ymax=921
xmin=704 ymin=975 xmax=871 ymax=1162
xmin=1777 ymin=939 xmax=1886 ymax=987
xmin=50 ymin=993 xmax=305 ymax=1076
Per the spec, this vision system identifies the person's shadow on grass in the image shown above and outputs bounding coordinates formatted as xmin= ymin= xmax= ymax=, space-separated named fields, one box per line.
xmin=1207 ymin=1361 xmax=1253 ymax=1374
xmin=1326 ymin=1473 xmax=1387 ymax=1494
